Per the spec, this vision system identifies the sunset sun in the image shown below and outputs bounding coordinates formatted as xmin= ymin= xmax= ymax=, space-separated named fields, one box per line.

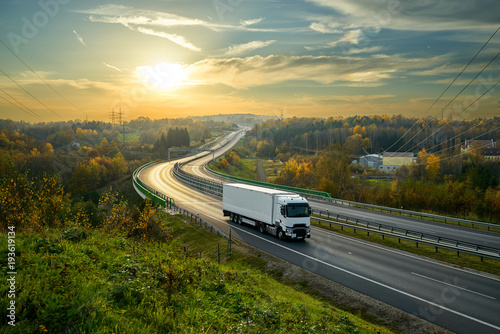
xmin=136 ymin=63 xmax=190 ymax=90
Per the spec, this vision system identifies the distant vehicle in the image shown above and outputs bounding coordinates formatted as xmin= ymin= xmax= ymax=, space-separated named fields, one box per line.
xmin=222 ymin=183 xmax=311 ymax=240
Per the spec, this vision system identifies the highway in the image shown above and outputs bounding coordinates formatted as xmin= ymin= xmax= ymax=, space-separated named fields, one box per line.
xmin=187 ymin=141 xmax=500 ymax=250
xmin=138 ymin=131 xmax=500 ymax=334
xmin=309 ymin=201 xmax=500 ymax=249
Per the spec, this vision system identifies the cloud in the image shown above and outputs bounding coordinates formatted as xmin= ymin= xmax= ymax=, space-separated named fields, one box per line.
xmin=134 ymin=27 xmax=201 ymax=52
xmin=306 ymin=0 xmax=500 ymax=31
xmin=73 ymin=30 xmax=88 ymax=47
xmin=224 ymin=40 xmax=276 ymax=56
xmin=84 ymin=4 xmax=205 ymax=27
xmin=305 ymin=29 xmax=364 ymax=50
xmin=82 ymin=4 xmax=273 ymax=33
xmin=345 ymin=46 xmax=382 ymax=54
xmin=240 ymin=17 xmax=265 ymax=26
xmin=103 ymin=62 xmax=122 ymax=72
xmin=309 ymin=22 xmax=342 ymax=34
xmin=187 ymin=54 xmax=445 ymax=89
xmin=0 ymin=71 xmax=117 ymax=92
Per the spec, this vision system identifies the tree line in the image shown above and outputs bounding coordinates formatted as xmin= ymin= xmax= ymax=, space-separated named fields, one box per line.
xmin=245 ymin=115 xmax=500 ymax=222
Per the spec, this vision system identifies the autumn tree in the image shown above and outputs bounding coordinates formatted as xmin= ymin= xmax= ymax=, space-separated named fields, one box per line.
xmin=225 ymin=151 xmax=241 ymax=166
xmin=0 ymin=162 xmax=69 ymax=231
xmin=426 ymin=154 xmax=441 ymax=182
xmin=315 ymin=144 xmax=353 ymax=199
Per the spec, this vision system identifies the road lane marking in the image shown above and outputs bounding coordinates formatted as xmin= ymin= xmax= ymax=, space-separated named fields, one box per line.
xmin=311 ymin=226 xmax=500 ymax=283
xmin=227 ymin=224 xmax=500 ymax=332
xmin=411 ymin=272 xmax=496 ymax=300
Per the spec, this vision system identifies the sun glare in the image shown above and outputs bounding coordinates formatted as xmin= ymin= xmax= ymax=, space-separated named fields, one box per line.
xmin=136 ymin=63 xmax=190 ymax=90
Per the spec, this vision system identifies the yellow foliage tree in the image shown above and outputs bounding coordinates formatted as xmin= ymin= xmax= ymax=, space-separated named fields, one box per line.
xmin=426 ymin=154 xmax=441 ymax=181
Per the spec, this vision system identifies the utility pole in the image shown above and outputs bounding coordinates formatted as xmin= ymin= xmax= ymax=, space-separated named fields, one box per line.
xmin=117 ymin=107 xmax=125 ymax=143
xmin=109 ymin=108 xmax=116 ymax=125
xmin=117 ymin=107 xmax=122 ymax=127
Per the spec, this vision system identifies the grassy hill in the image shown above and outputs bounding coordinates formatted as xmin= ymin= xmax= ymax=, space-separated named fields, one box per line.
xmin=0 ymin=214 xmax=398 ymax=334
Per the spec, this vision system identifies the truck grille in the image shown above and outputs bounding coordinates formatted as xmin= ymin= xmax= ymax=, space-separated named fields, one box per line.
xmin=294 ymin=229 xmax=307 ymax=237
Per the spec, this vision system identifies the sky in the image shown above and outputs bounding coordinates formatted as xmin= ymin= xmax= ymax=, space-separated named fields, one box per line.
xmin=0 ymin=0 xmax=499 ymax=123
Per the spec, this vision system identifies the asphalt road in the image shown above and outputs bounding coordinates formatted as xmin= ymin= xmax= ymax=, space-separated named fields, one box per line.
xmin=138 ymin=131 xmax=500 ymax=334
xmin=188 ymin=145 xmax=500 ymax=250
xmin=309 ymin=200 xmax=500 ymax=249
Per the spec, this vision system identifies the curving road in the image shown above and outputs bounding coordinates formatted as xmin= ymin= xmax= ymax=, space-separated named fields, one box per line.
xmin=138 ymin=131 xmax=500 ymax=334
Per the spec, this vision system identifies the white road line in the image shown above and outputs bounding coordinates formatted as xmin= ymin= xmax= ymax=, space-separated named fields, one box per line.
xmin=228 ymin=224 xmax=500 ymax=332
xmin=311 ymin=226 xmax=500 ymax=283
xmin=411 ymin=272 xmax=496 ymax=300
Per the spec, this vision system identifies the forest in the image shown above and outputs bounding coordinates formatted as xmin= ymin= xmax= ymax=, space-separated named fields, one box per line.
xmin=0 ymin=117 xmax=237 ymax=226
xmin=243 ymin=115 xmax=500 ymax=222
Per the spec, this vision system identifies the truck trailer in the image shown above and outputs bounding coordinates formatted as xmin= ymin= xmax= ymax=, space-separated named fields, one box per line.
xmin=222 ymin=183 xmax=311 ymax=240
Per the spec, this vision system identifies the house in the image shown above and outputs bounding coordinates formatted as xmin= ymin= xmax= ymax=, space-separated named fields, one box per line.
xmin=461 ymin=139 xmax=499 ymax=160
xmin=378 ymin=152 xmax=414 ymax=172
xmin=358 ymin=154 xmax=383 ymax=169
xmin=70 ymin=140 xmax=81 ymax=149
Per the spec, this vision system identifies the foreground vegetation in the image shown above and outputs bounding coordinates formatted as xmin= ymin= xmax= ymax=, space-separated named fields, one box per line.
xmin=0 ymin=225 xmax=397 ymax=333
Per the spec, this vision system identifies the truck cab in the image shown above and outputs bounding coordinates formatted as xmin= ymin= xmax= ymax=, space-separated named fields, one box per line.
xmin=273 ymin=196 xmax=311 ymax=239
xmin=222 ymin=183 xmax=311 ymax=240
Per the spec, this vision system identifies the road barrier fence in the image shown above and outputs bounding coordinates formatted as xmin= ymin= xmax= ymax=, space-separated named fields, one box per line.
xmin=312 ymin=209 xmax=500 ymax=261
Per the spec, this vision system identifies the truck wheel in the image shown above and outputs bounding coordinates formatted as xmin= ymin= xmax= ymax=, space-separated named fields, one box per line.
xmin=278 ymin=229 xmax=284 ymax=240
xmin=230 ymin=213 xmax=235 ymax=222
xmin=259 ymin=223 xmax=265 ymax=234
xmin=238 ymin=215 xmax=242 ymax=225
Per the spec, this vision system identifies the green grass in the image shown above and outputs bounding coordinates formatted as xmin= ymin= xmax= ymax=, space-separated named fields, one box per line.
xmin=262 ymin=160 xmax=284 ymax=183
xmin=0 ymin=217 xmax=394 ymax=334
xmin=120 ymin=130 xmax=141 ymax=143
xmin=209 ymin=158 xmax=258 ymax=180
xmin=351 ymin=205 xmax=500 ymax=233
xmin=310 ymin=219 xmax=500 ymax=276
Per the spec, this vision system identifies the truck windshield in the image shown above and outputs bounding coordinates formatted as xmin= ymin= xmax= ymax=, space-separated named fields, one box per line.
xmin=287 ymin=204 xmax=310 ymax=218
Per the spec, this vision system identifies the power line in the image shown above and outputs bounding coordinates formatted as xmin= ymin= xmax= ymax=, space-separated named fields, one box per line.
xmin=429 ymin=26 xmax=500 ymax=117
xmin=383 ymin=26 xmax=500 ymax=154
xmin=394 ymin=49 xmax=500 ymax=154
xmin=411 ymin=126 xmax=500 ymax=166
xmin=436 ymin=50 xmax=500 ymax=119
xmin=0 ymin=87 xmax=42 ymax=120
xmin=0 ymin=92 xmax=41 ymax=120
xmin=0 ymin=39 xmax=87 ymax=119
xmin=0 ymin=67 xmax=63 ymax=119
xmin=405 ymin=80 xmax=500 ymax=154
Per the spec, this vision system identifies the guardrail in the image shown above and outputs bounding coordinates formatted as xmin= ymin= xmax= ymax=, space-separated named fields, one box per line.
xmin=132 ymin=161 xmax=229 ymax=240
xmin=204 ymin=161 xmax=498 ymax=231
xmin=173 ymin=163 xmax=223 ymax=197
xmin=312 ymin=210 xmax=500 ymax=261
xmin=133 ymin=162 xmax=176 ymax=209
xmin=170 ymin=157 xmax=500 ymax=261
xmin=205 ymin=164 xmax=332 ymax=198
xmin=307 ymin=195 xmax=499 ymax=231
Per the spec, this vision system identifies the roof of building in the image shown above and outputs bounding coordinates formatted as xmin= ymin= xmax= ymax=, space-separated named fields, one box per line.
xmin=383 ymin=152 xmax=414 ymax=158
xmin=462 ymin=139 xmax=496 ymax=149
xmin=484 ymin=148 xmax=500 ymax=156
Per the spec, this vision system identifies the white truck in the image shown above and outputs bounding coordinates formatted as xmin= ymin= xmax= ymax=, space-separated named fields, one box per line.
xmin=222 ymin=183 xmax=311 ymax=240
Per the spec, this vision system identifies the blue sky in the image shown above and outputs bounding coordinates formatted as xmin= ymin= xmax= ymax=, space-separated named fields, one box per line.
xmin=0 ymin=0 xmax=499 ymax=122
